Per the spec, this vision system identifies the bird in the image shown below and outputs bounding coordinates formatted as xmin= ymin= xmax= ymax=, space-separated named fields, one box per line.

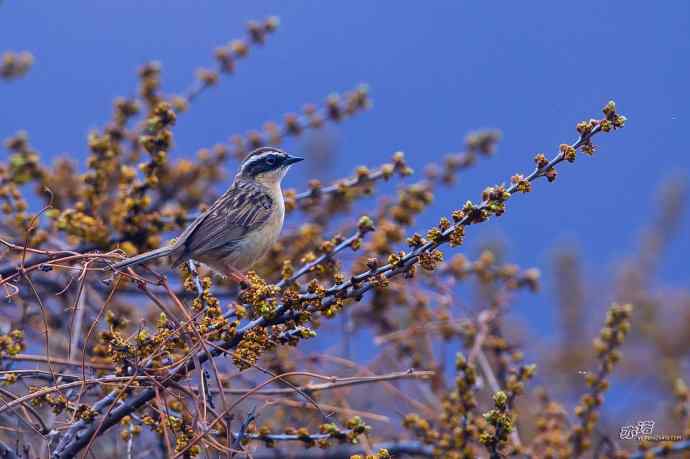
xmin=111 ymin=147 xmax=303 ymax=282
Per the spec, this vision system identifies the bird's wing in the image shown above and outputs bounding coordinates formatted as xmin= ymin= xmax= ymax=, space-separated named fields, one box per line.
xmin=171 ymin=180 xmax=274 ymax=265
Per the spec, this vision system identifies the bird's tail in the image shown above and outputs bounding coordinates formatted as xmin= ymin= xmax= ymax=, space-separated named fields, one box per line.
xmin=111 ymin=246 xmax=173 ymax=271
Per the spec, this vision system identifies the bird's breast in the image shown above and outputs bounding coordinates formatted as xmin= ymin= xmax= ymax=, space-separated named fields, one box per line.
xmin=223 ymin=192 xmax=284 ymax=271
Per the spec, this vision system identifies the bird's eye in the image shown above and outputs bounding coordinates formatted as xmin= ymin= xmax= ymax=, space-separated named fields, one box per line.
xmin=265 ymin=157 xmax=276 ymax=166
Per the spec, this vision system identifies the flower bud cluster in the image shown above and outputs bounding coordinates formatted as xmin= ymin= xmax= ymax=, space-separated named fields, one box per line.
xmin=569 ymin=303 xmax=633 ymax=455
xmin=0 ymin=51 xmax=33 ymax=80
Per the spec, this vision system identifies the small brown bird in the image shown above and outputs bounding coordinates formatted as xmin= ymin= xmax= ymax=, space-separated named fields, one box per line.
xmin=112 ymin=147 xmax=303 ymax=281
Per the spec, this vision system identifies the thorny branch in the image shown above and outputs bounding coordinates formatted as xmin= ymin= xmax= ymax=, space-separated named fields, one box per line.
xmin=39 ymin=102 xmax=627 ymax=459
xmin=3 ymin=20 xmax=676 ymax=459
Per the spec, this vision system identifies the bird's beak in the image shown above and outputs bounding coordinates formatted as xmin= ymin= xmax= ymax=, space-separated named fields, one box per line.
xmin=284 ymin=155 xmax=304 ymax=165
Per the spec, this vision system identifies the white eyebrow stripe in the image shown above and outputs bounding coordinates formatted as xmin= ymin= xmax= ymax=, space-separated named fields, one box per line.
xmin=245 ymin=152 xmax=272 ymax=163
xmin=239 ymin=150 xmax=286 ymax=174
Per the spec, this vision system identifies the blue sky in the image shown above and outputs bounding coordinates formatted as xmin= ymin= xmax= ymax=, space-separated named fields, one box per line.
xmin=2 ymin=2 xmax=689 ymax=340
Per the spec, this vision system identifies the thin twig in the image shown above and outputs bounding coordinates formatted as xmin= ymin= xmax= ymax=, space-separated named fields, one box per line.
xmin=230 ymin=406 xmax=256 ymax=457
xmin=51 ymin=115 xmax=613 ymax=458
xmin=208 ymin=369 xmax=433 ymax=396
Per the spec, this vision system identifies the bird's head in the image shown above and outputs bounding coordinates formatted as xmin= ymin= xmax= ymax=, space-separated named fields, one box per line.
xmin=236 ymin=147 xmax=304 ymax=186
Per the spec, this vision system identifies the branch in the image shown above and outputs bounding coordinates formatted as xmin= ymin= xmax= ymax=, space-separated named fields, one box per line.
xmin=0 ymin=440 xmax=19 ymax=459
xmin=629 ymin=440 xmax=690 ymax=459
xmin=222 ymin=85 xmax=370 ymax=160
xmin=176 ymin=17 xmax=280 ymax=110
xmin=230 ymin=406 xmax=256 ymax=457
xmin=50 ymin=102 xmax=625 ymax=458
xmin=211 ymin=369 xmax=433 ymax=396
xmin=249 ymin=441 xmax=433 ymax=458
